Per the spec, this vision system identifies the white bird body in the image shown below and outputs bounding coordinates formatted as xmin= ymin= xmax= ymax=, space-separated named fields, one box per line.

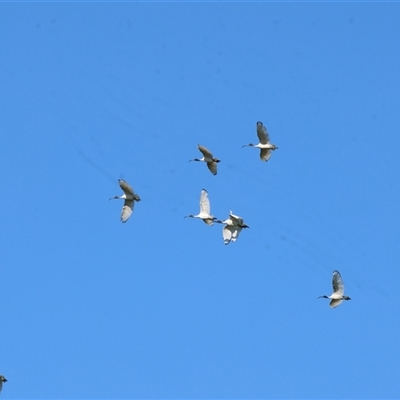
xmin=318 ymin=270 xmax=351 ymax=308
xmin=185 ymin=189 xmax=217 ymax=225
xmin=216 ymin=211 xmax=249 ymax=245
xmin=242 ymin=121 xmax=278 ymax=161
xmin=328 ymin=292 xmax=345 ymax=300
xmin=109 ymin=179 xmax=141 ymax=223
xmin=189 ymin=144 xmax=220 ymax=175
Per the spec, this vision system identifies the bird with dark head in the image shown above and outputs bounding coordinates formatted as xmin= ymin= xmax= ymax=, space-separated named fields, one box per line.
xmin=184 ymin=189 xmax=218 ymax=226
xmin=318 ymin=270 xmax=351 ymax=308
xmin=215 ymin=211 xmax=249 ymax=245
xmin=109 ymin=179 xmax=141 ymax=223
xmin=242 ymin=121 xmax=278 ymax=162
xmin=189 ymin=144 xmax=221 ymax=175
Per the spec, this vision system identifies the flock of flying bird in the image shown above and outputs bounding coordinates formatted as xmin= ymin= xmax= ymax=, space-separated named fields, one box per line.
xmin=108 ymin=121 xmax=351 ymax=308
xmin=0 ymin=121 xmax=351 ymax=395
xmin=109 ymin=121 xmax=276 ymax=242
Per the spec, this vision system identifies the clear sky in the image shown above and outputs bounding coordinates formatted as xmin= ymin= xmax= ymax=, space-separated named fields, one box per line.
xmin=1 ymin=2 xmax=400 ymax=399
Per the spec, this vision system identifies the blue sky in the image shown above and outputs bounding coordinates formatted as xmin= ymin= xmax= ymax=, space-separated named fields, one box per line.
xmin=1 ymin=2 xmax=400 ymax=399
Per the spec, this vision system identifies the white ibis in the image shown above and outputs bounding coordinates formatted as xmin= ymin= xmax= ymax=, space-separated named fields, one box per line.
xmin=185 ymin=189 xmax=218 ymax=225
xmin=216 ymin=211 xmax=249 ymax=244
xmin=242 ymin=121 xmax=278 ymax=161
xmin=318 ymin=270 xmax=351 ymax=308
xmin=189 ymin=144 xmax=221 ymax=175
xmin=109 ymin=179 xmax=141 ymax=223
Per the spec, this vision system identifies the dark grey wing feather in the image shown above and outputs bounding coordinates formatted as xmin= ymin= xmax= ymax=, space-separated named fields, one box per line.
xmin=207 ymin=161 xmax=218 ymax=175
xmin=332 ymin=270 xmax=345 ymax=295
xmin=260 ymin=148 xmax=272 ymax=161
xmin=256 ymin=121 xmax=270 ymax=144
xmin=330 ymin=299 xmax=343 ymax=308
xmin=118 ymin=179 xmax=134 ymax=196
xmin=198 ymin=145 xmax=213 ymax=159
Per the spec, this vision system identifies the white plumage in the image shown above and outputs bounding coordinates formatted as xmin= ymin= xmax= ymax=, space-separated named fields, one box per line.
xmin=318 ymin=270 xmax=351 ymax=308
xmin=216 ymin=211 xmax=249 ymax=245
xmin=242 ymin=121 xmax=278 ymax=161
xmin=189 ymin=144 xmax=221 ymax=175
xmin=109 ymin=179 xmax=141 ymax=223
xmin=185 ymin=189 xmax=217 ymax=225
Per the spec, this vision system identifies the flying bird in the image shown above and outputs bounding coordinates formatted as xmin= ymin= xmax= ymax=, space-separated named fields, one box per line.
xmin=189 ymin=144 xmax=221 ymax=175
xmin=216 ymin=211 xmax=249 ymax=245
xmin=318 ymin=270 xmax=351 ymax=308
xmin=0 ymin=376 xmax=7 ymax=394
xmin=242 ymin=121 xmax=278 ymax=161
xmin=109 ymin=179 xmax=141 ymax=223
xmin=184 ymin=189 xmax=218 ymax=225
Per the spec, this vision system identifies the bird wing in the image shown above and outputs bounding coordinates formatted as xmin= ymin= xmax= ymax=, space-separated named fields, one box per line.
xmin=332 ymin=270 xmax=345 ymax=295
xmin=260 ymin=148 xmax=272 ymax=161
xmin=206 ymin=161 xmax=218 ymax=175
xmin=198 ymin=145 xmax=213 ymax=160
xmin=256 ymin=121 xmax=270 ymax=144
xmin=229 ymin=211 xmax=241 ymax=224
xmin=329 ymin=298 xmax=344 ymax=308
xmin=121 ymin=199 xmax=134 ymax=223
xmin=203 ymin=218 xmax=215 ymax=226
xmin=199 ymin=189 xmax=211 ymax=214
xmin=119 ymin=179 xmax=134 ymax=196
xmin=0 ymin=380 xmax=2 ymax=394
xmin=231 ymin=226 xmax=243 ymax=242
xmin=223 ymin=225 xmax=235 ymax=244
